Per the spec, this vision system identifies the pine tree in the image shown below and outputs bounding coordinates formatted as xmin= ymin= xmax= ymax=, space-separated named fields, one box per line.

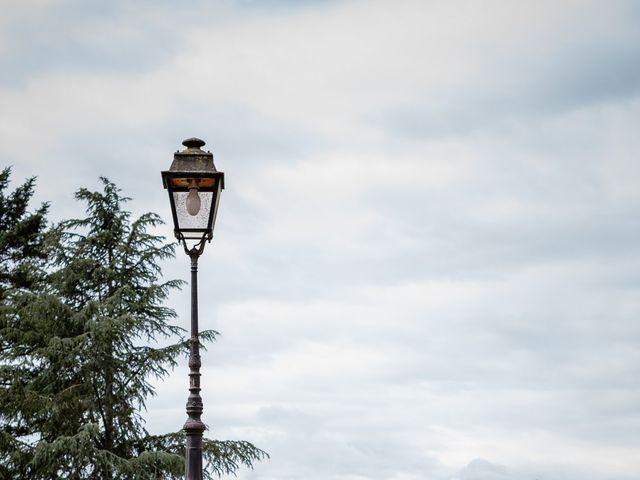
xmin=0 ymin=167 xmax=49 ymax=297
xmin=0 ymin=176 xmax=266 ymax=479
xmin=0 ymin=167 xmax=50 ymax=477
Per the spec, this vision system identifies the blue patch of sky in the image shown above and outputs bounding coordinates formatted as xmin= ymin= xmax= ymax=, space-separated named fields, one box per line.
xmin=0 ymin=1 xmax=193 ymax=87
xmin=1 ymin=0 xmax=342 ymax=88
xmin=371 ymin=8 xmax=640 ymax=141
xmin=375 ymin=38 xmax=640 ymax=142
xmin=234 ymin=0 xmax=339 ymax=12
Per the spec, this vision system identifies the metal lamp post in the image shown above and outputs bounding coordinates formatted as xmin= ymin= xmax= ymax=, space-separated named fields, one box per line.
xmin=161 ymin=137 xmax=225 ymax=480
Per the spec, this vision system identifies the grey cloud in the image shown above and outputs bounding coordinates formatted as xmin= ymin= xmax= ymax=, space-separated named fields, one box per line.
xmin=0 ymin=4 xmax=178 ymax=86
xmin=458 ymin=459 xmax=509 ymax=480
xmin=375 ymin=9 xmax=640 ymax=140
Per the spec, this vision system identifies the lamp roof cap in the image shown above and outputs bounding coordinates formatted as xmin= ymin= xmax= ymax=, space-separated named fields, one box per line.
xmin=182 ymin=137 xmax=206 ymax=150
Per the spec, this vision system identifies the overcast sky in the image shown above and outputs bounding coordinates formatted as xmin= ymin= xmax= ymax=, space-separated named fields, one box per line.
xmin=2 ymin=1 xmax=640 ymax=479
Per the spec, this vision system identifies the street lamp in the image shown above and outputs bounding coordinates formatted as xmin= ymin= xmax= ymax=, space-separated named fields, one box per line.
xmin=161 ymin=137 xmax=225 ymax=480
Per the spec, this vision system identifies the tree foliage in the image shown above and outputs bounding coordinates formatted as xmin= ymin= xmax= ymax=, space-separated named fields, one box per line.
xmin=0 ymin=167 xmax=49 ymax=297
xmin=0 ymin=174 xmax=266 ymax=479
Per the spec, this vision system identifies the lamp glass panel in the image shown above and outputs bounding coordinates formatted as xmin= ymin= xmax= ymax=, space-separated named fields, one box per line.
xmin=172 ymin=191 xmax=214 ymax=232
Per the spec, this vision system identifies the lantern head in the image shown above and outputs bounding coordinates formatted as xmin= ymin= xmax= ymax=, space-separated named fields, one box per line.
xmin=162 ymin=137 xmax=224 ymax=250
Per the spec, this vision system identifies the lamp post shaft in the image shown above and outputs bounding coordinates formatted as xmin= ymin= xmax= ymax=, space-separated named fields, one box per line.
xmin=185 ymin=253 xmax=205 ymax=480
